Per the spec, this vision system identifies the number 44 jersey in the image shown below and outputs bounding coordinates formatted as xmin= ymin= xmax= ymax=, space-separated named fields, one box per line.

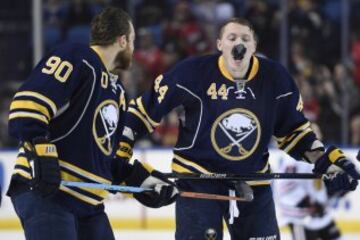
xmin=125 ymin=53 xmax=318 ymax=182
xmin=8 ymin=43 xmax=127 ymax=208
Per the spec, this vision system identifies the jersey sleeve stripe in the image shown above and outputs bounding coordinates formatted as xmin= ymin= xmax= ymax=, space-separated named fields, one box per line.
xmin=14 ymin=91 xmax=57 ymax=115
xmin=15 ymin=156 xmax=30 ymax=168
xmin=128 ymin=107 xmax=154 ymax=133
xmin=275 ymin=121 xmax=311 ymax=147
xmin=60 ymin=171 xmax=109 ymax=199
xmin=13 ymin=169 xmax=32 ymax=179
xmin=136 ymin=97 xmax=161 ymax=127
xmin=9 ymin=112 xmax=49 ymax=124
xmin=10 ymin=100 xmax=51 ymax=119
xmin=259 ymin=161 xmax=270 ymax=173
xmin=59 ymin=159 xmax=111 ymax=184
xmin=173 ymin=154 xmax=211 ymax=174
xmin=59 ymin=185 xmax=102 ymax=205
xmin=171 ymin=162 xmax=194 ymax=173
xmin=282 ymin=128 xmax=313 ymax=153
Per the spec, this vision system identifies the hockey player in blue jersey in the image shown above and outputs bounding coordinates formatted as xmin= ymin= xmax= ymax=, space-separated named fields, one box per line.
xmin=7 ymin=7 xmax=177 ymax=240
xmin=117 ymin=18 xmax=360 ymax=239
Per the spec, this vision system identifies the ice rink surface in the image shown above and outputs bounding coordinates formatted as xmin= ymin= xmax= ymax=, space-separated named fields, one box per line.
xmin=1 ymin=230 xmax=360 ymax=240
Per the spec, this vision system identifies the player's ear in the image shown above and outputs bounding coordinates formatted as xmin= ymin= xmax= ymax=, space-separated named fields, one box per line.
xmin=217 ymin=39 xmax=222 ymax=51
xmin=117 ymin=35 xmax=127 ymax=50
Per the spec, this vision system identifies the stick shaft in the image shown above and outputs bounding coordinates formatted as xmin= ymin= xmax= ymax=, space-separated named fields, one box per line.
xmin=164 ymin=172 xmax=323 ymax=181
xmin=61 ymin=181 xmax=152 ymax=193
xmin=179 ymin=191 xmax=247 ymax=201
xmin=61 ymin=181 xmax=247 ymax=201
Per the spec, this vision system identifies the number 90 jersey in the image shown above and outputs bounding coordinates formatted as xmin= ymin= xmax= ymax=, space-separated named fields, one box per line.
xmin=126 ymin=54 xmax=317 ymax=181
xmin=8 ymin=43 xmax=127 ymax=208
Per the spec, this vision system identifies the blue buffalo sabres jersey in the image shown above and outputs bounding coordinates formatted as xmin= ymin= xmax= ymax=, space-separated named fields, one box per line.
xmin=8 ymin=43 xmax=127 ymax=208
xmin=126 ymin=54 xmax=317 ymax=185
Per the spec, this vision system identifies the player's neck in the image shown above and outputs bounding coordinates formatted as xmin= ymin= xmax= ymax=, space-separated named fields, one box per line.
xmin=91 ymin=45 xmax=118 ymax=71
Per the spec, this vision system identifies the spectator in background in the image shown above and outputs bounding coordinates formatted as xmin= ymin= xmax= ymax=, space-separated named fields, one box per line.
xmin=134 ymin=28 xmax=165 ymax=93
xmin=350 ymin=108 xmax=360 ymax=145
xmin=43 ymin=0 xmax=67 ymax=28
xmin=352 ymin=31 xmax=360 ymax=87
xmin=314 ymin=65 xmax=342 ymax=143
xmin=163 ymin=1 xmax=210 ymax=57
xmin=294 ymin=74 xmax=319 ymax=122
xmin=43 ymin=0 xmax=68 ymax=51
xmin=152 ymin=110 xmax=180 ymax=147
xmin=244 ymin=0 xmax=279 ymax=58
xmin=64 ymin=0 xmax=93 ymax=28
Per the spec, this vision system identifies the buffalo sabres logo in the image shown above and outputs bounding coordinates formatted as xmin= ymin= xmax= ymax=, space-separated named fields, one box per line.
xmin=211 ymin=109 xmax=261 ymax=161
xmin=93 ymin=100 xmax=119 ymax=156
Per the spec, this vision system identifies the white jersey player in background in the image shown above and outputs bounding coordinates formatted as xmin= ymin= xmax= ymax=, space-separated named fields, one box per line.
xmin=272 ymin=154 xmax=346 ymax=240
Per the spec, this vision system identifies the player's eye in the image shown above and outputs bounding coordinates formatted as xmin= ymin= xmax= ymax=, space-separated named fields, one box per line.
xmin=242 ymin=36 xmax=250 ymax=42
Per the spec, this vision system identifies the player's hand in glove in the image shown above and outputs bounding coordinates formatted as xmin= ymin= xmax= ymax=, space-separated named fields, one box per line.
xmin=313 ymin=146 xmax=359 ymax=194
xmin=323 ymin=172 xmax=357 ymax=196
xmin=125 ymin=160 xmax=178 ymax=208
xmin=21 ymin=137 xmax=61 ymax=197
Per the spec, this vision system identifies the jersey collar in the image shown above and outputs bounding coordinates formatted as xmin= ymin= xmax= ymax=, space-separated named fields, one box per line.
xmin=218 ymin=55 xmax=259 ymax=82
xmin=90 ymin=46 xmax=108 ymax=71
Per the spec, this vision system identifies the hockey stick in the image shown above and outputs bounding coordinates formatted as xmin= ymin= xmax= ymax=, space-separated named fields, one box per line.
xmin=163 ymin=172 xmax=326 ymax=181
xmin=61 ymin=181 xmax=249 ymax=201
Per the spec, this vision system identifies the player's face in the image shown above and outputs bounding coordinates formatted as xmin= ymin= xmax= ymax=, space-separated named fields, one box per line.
xmin=114 ymin=22 xmax=135 ymax=71
xmin=217 ymin=23 xmax=256 ymax=69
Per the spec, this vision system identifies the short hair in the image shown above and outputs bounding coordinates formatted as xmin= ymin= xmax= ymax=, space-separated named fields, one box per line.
xmin=90 ymin=7 xmax=132 ymax=46
xmin=218 ymin=18 xmax=257 ymax=42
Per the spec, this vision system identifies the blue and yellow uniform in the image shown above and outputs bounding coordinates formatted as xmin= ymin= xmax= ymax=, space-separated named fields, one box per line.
xmin=8 ymin=43 xmax=127 ymax=215
xmin=124 ymin=53 xmax=318 ymax=239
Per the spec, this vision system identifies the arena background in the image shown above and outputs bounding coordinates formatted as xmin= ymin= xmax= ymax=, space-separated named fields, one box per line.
xmin=0 ymin=0 xmax=359 ymax=239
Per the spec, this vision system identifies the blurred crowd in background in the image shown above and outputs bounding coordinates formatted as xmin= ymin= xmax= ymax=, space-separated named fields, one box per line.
xmin=0 ymin=0 xmax=360 ymax=148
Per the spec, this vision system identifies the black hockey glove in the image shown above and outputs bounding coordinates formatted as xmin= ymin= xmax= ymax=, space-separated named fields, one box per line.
xmin=23 ymin=137 xmax=61 ymax=197
xmin=313 ymin=146 xmax=359 ymax=194
xmin=125 ymin=160 xmax=178 ymax=208
xmin=323 ymin=172 xmax=358 ymax=196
